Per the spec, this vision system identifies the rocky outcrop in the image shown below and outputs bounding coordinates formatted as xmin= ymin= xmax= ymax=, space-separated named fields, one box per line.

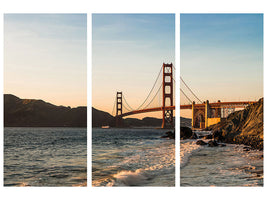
xmin=196 ymin=139 xmax=225 ymax=147
xmin=196 ymin=140 xmax=207 ymax=145
xmin=203 ymin=134 xmax=212 ymax=139
xmin=180 ymin=126 xmax=193 ymax=139
xmin=208 ymin=140 xmax=218 ymax=147
xmin=207 ymin=98 xmax=263 ymax=150
xmin=190 ymin=132 xmax=198 ymax=139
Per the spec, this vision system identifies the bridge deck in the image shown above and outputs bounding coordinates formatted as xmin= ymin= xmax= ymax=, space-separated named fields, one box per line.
xmin=116 ymin=101 xmax=255 ymax=118
xmin=180 ymin=101 xmax=256 ymax=109
xmin=118 ymin=106 xmax=175 ymax=117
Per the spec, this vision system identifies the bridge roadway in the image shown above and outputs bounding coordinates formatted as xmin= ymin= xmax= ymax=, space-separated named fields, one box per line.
xmin=180 ymin=101 xmax=256 ymax=109
xmin=117 ymin=101 xmax=255 ymax=118
xmin=118 ymin=106 xmax=175 ymax=117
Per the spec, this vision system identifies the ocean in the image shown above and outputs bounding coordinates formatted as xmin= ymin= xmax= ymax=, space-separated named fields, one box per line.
xmin=180 ymin=131 xmax=263 ymax=187
xmin=4 ymin=127 xmax=87 ymax=187
xmin=92 ymin=128 xmax=175 ymax=186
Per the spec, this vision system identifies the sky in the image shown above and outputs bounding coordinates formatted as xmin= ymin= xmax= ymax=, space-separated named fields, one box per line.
xmin=4 ymin=14 xmax=87 ymax=107
xmin=92 ymin=14 xmax=175 ymax=119
xmin=180 ymin=14 xmax=263 ymax=118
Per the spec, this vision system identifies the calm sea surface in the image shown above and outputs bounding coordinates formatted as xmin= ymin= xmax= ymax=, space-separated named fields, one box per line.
xmin=92 ymin=128 xmax=175 ymax=186
xmin=4 ymin=127 xmax=87 ymax=186
xmin=180 ymin=131 xmax=263 ymax=187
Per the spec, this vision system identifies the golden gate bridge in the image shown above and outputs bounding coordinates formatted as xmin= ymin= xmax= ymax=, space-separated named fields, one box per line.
xmin=112 ymin=63 xmax=175 ymax=128
xmin=111 ymin=62 xmax=256 ymax=129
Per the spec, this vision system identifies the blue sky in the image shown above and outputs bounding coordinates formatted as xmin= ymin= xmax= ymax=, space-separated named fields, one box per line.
xmin=180 ymin=14 xmax=263 ymax=117
xmin=92 ymin=14 xmax=175 ymax=118
xmin=4 ymin=14 xmax=87 ymax=107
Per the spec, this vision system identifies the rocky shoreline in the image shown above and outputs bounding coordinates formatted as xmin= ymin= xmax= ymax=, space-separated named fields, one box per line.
xmin=207 ymin=98 xmax=263 ymax=150
xmin=181 ymin=98 xmax=263 ymax=150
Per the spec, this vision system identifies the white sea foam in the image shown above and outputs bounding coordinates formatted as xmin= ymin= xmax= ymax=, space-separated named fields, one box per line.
xmin=180 ymin=142 xmax=263 ymax=186
xmin=107 ymin=169 xmax=149 ymax=186
xmin=105 ymin=141 xmax=175 ymax=186
xmin=180 ymin=140 xmax=203 ymax=168
xmin=92 ymin=128 xmax=176 ymax=187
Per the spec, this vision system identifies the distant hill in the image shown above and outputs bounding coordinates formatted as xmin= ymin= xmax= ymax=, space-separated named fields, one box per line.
xmin=4 ymin=94 xmax=87 ymax=127
xmin=124 ymin=117 xmax=163 ymax=127
xmin=92 ymin=107 xmax=173 ymax=128
xmin=180 ymin=117 xmax=191 ymax=128
xmin=92 ymin=107 xmax=115 ymax=127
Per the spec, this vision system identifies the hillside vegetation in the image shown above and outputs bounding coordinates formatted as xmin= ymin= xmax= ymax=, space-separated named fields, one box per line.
xmin=4 ymin=94 xmax=87 ymax=127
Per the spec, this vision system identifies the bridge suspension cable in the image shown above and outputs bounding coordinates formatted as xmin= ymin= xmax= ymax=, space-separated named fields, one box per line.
xmin=171 ymin=67 xmax=176 ymax=106
xmin=136 ymin=65 xmax=163 ymax=110
xmin=111 ymin=95 xmax=116 ymax=116
xmin=122 ymin=103 xmax=132 ymax=112
xmin=172 ymin=75 xmax=176 ymax=83
xmin=143 ymin=83 xmax=163 ymax=109
xmin=180 ymin=76 xmax=202 ymax=103
xmin=114 ymin=63 xmax=175 ymax=116
xmin=180 ymin=88 xmax=192 ymax=104
xmin=122 ymin=94 xmax=134 ymax=111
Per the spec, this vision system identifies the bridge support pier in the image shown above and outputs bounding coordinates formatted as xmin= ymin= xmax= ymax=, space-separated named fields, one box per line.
xmin=215 ymin=100 xmax=221 ymax=118
xmin=161 ymin=63 xmax=174 ymax=129
xmin=115 ymin=116 xmax=123 ymax=127
xmin=191 ymin=100 xmax=221 ymax=129
xmin=205 ymin=100 xmax=211 ymax=128
xmin=191 ymin=101 xmax=195 ymax=128
xmin=186 ymin=100 xmax=256 ymax=130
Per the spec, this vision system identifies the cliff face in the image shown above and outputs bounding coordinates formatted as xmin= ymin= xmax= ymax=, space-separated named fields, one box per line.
xmin=207 ymin=98 xmax=263 ymax=150
xmin=4 ymin=94 xmax=87 ymax=127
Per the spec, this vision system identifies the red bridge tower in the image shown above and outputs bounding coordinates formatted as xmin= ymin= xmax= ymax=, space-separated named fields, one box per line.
xmin=162 ymin=63 xmax=174 ymax=128
xmin=116 ymin=92 xmax=123 ymax=127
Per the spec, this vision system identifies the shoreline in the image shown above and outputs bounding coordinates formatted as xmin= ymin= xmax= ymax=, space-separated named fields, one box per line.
xmin=92 ymin=128 xmax=175 ymax=186
xmin=180 ymin=138 xmax=263 ymax=186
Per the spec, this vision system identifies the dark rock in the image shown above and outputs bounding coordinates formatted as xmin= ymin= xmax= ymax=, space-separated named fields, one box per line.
xmin=203 ymin=134 xmax=212 ymax=139
xmin=218 ymin=143 xmax=226 ymax=147
xmin=196 ymin=140 xmax=207 ymax=145
xmin=190 ymin=132 xmax=198 ymax=139
xmin=243 ymin=146 xmax=251 ymax=151
xmin=212 ymin=130 xmax=224 ymax=142
xmin=208 ymin=140 xmax=218 ymax=147
xmin=180 ymin=126 xmax=193 ymax=139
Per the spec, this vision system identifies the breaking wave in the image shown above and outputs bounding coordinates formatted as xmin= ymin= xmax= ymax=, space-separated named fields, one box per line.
xmin=93 ymin=137 xmax=175 ymax=187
